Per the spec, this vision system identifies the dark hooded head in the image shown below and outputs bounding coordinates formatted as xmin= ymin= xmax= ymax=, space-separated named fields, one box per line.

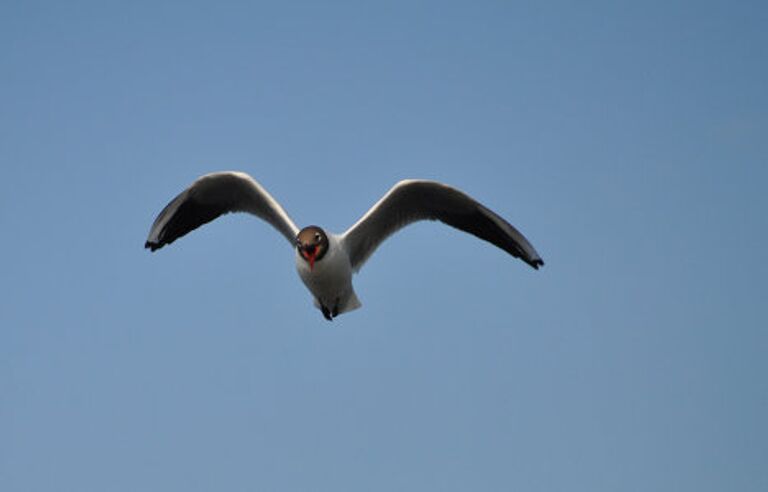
xmin=296 ymin=226 xmax=329 ymax=270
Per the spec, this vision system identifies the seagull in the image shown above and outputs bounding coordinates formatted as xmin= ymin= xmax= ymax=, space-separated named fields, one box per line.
xmin=145 ymin=171 xmax=544 ymax=320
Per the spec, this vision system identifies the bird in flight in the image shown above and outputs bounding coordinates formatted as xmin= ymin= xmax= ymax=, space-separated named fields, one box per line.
xmin=145 ymin=172 xmax=544 ymax=320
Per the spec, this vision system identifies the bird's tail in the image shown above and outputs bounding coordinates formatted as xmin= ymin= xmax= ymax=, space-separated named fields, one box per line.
xmin=339 ymin=289 xmax=362 ymax=314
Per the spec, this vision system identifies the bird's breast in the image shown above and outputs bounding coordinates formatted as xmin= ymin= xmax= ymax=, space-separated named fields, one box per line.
xmin=295 ymin=234 xmax=353 ymax=301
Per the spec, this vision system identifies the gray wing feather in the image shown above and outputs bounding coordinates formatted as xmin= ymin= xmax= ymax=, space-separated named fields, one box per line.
xmin=341 ymin=180 xmax=544 ymax=271
xmin=145 ymin=172 xmax=299 ymax=251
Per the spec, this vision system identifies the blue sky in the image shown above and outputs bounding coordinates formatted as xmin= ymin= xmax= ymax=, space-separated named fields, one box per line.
xmin=1 ymin=1 xmax=766 ymax=490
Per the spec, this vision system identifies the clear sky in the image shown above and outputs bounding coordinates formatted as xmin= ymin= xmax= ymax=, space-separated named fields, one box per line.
xmin=1 ymin=1 xmax=766 ymax=491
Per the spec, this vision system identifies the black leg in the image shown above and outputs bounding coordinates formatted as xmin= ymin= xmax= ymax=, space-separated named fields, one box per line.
xmin=331 ymin=301 xmax=339 ymax=318
xmin=321 ymin=305 xmax=333 ymax=321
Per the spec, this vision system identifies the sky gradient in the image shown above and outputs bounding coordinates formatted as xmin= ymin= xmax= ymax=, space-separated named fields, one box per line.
xmin=2 ymin=1 xmax=767 ymax=491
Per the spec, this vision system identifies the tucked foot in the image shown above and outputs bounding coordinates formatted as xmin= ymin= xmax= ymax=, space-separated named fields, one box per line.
xmin=331 ymin=299 xmax=340 ymax=318
xmin=321 ymin=305 xmax=333 ymax=321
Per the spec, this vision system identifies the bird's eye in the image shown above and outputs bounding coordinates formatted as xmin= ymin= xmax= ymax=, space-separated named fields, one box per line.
xmin=315 ymin=233 xmax=321 ymax=241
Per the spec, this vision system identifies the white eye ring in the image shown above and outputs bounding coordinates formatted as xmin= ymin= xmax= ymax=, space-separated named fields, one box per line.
xmin=315 ymin=233 xmax=321 ymax=241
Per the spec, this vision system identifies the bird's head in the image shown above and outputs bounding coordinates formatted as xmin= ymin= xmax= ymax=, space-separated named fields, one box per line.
xmin=296 ymin=226 xmax=329 ymax=271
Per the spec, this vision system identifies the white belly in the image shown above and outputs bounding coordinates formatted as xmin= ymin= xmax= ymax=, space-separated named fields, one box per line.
xmin=295 ymin=234 xmax=361 ymax=314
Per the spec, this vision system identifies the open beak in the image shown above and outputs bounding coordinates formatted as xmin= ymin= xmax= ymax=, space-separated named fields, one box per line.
xmin=302 ymin=245 xmax=318 ymax=271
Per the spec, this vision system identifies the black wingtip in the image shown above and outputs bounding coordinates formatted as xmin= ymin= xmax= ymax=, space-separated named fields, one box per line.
xmin=145 ymin=241 xmax=161 ymax=252
xmin=529 ymin=258 xmax=544 ymax=270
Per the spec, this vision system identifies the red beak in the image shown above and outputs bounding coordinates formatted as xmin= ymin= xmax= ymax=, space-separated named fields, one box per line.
xmin=302 ymin=245 xmax=318 ymax=271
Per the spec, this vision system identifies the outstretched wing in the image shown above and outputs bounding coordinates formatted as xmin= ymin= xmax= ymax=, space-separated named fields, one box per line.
xmin=341 ymin=180 xmax=544 ymax=271
xmin=145 ymin=171 xmax=299 ymax=251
